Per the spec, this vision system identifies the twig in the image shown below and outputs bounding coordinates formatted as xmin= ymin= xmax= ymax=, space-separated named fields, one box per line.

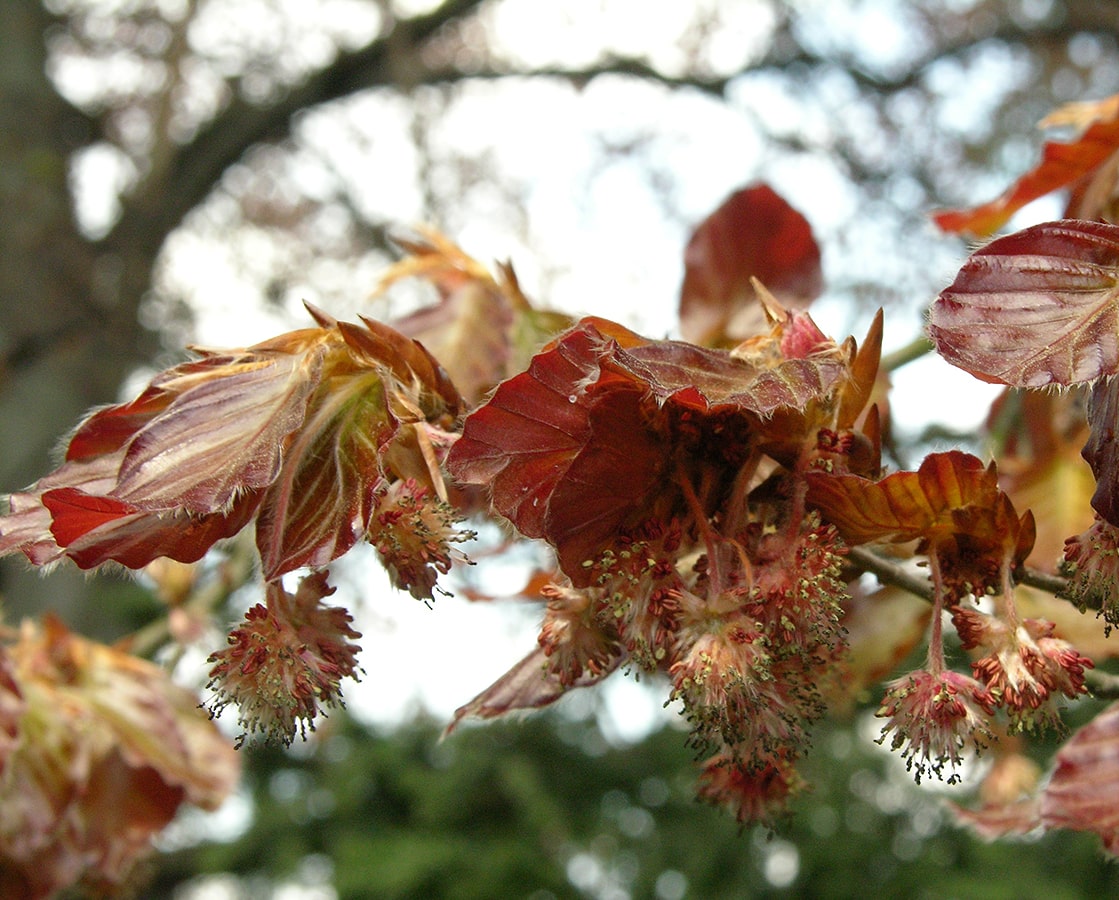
xmin=849 ymin=545 xmax=1076 ymax=604
xmin=1086 ymin=669 xmax=1119 ymax=699
xmin=846 ymin=545 xmax=933 ymax=600
xmin=1017 ymin=565 xmax=1074 ymax=600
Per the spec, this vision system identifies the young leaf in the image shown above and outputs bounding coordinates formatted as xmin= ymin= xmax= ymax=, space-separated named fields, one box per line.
xmin=806 ymin=450 xmax=1034 ymax=590
xmin=42 ymin=487 xmax=259 ymax=570
xmin=928 ymin=220 xmax=1119 ymax=387
xmin=1042 ymin=700 xmax=1119 ymax=853
xmin=252 ymin=374 xmax=391 ymax=579
xmin=806 ymin=450 xmax=999 ymax=545
xmin=933 ymin=98 xmax=1119 ymax=237
xmin=110 ymin=351 xmax=321 ymax=512
xmin=448 ymin=314 xmax=850 ymax=581
xmin=1082 ymin=377 xmax=1119 ymax=527
xmin=679 ymin=184 xmax=823 ymax=346
xmin=0 ymin=617 xmax=238 ymax=896
xmin=381 ymin=230 xmax=574 ymax=407
xmin=446 ymin=645 xmax=623 ymax=734
xmin=0 ymin=311 xmax=462 ymax=587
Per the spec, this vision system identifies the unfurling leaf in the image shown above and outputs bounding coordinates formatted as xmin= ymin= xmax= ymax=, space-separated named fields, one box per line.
xmin=928 ymin=220 xmax=1119 ymax=387
xmin=680 ymin=184 xmax=823 ymax=347
xmin=1082 ymin=378 xmax=1119 ymax=527
xmin=378 ymin=229 xmax=575 ymax=407
xmin=448 ymin=312 xmax=851 ymax=581
xmin=0 ymin=309 xmax=463 ymax=595
xmin=446 ymin=644 xmax=622 ymax=735
xmin=807 ymin=450 xmax=1034 ymax=593
xmin=807 ymin=450 xmax=999 ymax=545
xmin=933 ymin=96 xmax=1119 ymax=237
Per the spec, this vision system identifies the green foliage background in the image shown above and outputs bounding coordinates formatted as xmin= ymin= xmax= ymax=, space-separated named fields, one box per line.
xmin=146 ymin=699 xmax=1119 ymax=900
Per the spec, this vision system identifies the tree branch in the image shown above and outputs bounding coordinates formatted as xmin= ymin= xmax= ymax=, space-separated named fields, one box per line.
xmin=115 ymin=0 xmax=489 ymax=256
xmin=848 ymin=545 xmax=1075 ymax=607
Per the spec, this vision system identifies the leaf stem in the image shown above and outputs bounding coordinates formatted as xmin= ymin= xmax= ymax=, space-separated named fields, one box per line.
xmin=880 ymin=334 xmax=933 ymax=373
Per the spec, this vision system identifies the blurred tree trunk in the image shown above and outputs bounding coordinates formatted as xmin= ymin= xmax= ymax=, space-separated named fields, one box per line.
xmin=0 ymin=2 xmax=155 ymax=622
xmin=0 ymin=1 xmax=151 ymax=488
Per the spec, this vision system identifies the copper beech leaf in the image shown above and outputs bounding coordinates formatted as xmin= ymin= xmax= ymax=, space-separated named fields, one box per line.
xmin=933 ymin=107 xmax=1119 ymax=238
xmin=0 ymin=308 xmax=460 ymax=580
xmin=1041 ymin=701 xmax=1119 ymax=852
xmin=1082 ymin=377 xmax=1119 ymax=527
xmin=806 ymin=451 xmax=996 ymax=545
xmin=255 ymin=373 xmax=392 ymax=580
xmin=381 ymin=230 xmax=574 ymax=408
xmin=42 ymin=488 xmax=259 ymax=570
xmin=929 ymin=220 xmax=1119 ymax=388
xmin=445 ymin=645 xmax=624 ymax=735
xmin=806 ymin=450 xmax=1033 ymax=563
xmin=680 ymin=183 xmax=823 ymax=346
xmin=111 ymin=352 xmax=320 ymax=512
xmin=448 ymin=314 xmax=849 ymax=582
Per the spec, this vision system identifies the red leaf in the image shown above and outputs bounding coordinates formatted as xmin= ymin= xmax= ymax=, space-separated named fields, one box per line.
xmin=929 ymin=220 xmax=1119 ymax=387
xmin=1082 ymin=378 xmax=1119 ymax=527
xmin=255 ymin=373 xmax=394 ymax=580
xmin=680 ymin=184 xmax=823 ymax=346
xmin=806 ymin=451 xmax=996 ymax=545
xmin=1 ymin=309 xmax=463 ymax=578
xmin=378 ymin=229 xmax=574 ymax=407
xmin=445 ymin=645 xmax=622 ymax=734
xmin=808 ymin=451 xmax=1035 ymax=598
xmin=449 ymin=316 xmax=850 ymax=581
xmin=114 ymin=351 xmax=321 ymax=512
xmin=934 ymin=115 xmax=1119 ymax=237
xmin=448 ymin=321 xmax=669 ymax=576
xmin=1042 ymin=701 xmax=1119 ymax=853
xmin=41 ymin=487 xmax=258 ymax=569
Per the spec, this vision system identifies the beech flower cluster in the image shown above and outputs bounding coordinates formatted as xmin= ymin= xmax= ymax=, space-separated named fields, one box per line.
xmin=449 ymin=294 xmax=881 ymax=821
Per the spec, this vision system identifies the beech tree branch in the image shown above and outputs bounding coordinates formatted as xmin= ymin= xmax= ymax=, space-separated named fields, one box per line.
xmin=847 ymin=545 xmax=1075 ymax=607
xmin=112 ymin=0 xmax=489 ymax=261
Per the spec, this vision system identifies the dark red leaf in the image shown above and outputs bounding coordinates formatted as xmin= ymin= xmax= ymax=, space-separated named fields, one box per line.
xmin=450 ymin=315 xmax=851 ymax=581
xmin=1082 ymin=378 xmax=1119 ymax=527
xmin=929 ymin=220 xmax=1119 ymax=387
xmin=41 ymin=487 xmax=258 ymax=569
xmin=680 ymin=184 xmax=823 ymax=346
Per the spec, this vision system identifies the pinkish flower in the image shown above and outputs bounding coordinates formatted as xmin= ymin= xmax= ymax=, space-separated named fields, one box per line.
xmin=971 ymin=618 xmax=1092 ymax=733
xmin=877 ymin=668 xmax=996 ymax=784
xmin=537 ymin=582 xmax=623 ymax=687
xmin=1062 ymin=514 xmax=1119 ymax=633
xmin=206 ymin=571 xmax=361 ymax=745
xmin=669 ymin=617 xmax=802 ymax=752
xmin=370 ymin=478 xmax=475 ymax=601
xmin=695 ymin=749 xmax=806 ymax=825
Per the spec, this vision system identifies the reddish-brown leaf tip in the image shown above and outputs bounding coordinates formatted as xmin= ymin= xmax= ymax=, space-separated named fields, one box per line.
xmin=680 ymin=183 xmax=823 ymax=347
